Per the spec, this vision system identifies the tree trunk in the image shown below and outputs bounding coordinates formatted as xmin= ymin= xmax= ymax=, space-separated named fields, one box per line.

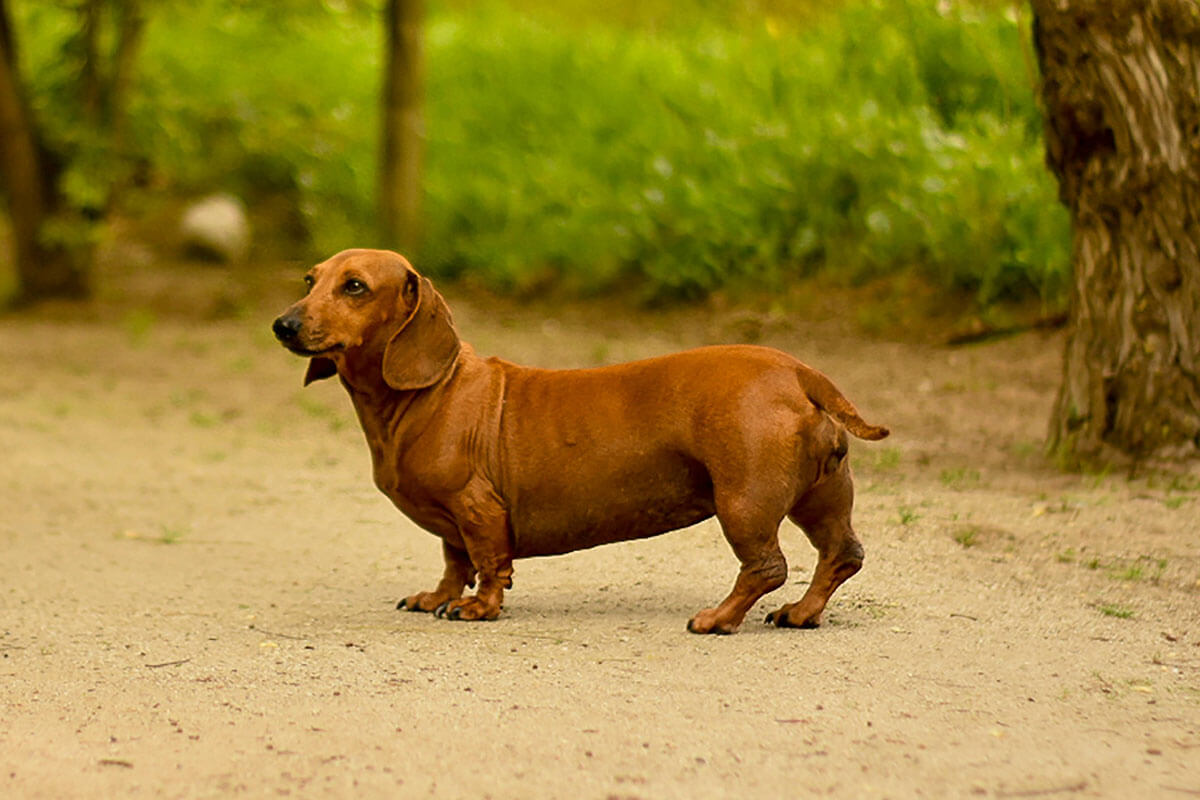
xmin=77 ymin=0 xmax=144 ymax=204
xmin=379 ymin=0 xmax=425 ymax=254
xmin=0 ymin=0 xmax=87 ymax=302
xmin=1033 ymin=0 xmax=1200 ymax=466
xmin=80 ymin=1 xmax=144 ymax=152
xmin=80 ymin=0 xmax=102 ymax=123
xmin=109 ymin=1 xmax=145 ymax=160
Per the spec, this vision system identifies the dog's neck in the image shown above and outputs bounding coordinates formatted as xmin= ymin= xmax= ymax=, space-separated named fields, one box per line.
xmin=339 ymin=345 xmax=473 ymax=459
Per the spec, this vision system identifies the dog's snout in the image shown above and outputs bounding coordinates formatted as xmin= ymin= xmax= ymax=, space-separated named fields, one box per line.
xmin=272 ymin=314 xmax=302 ymax=342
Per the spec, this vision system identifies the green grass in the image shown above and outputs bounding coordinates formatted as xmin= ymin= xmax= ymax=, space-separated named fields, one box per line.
xmin=1109 ymin=556 xmax=1168 ymax=584
xmin=1009 ymin=439 xmax=1041 ymax=459
xmin=157 ymin=524 xmax=188 ymax=545
xmin=1097 ymin=603 xmax=1135 ymax=620
xmin=1162 ymin=474 xmax=1199 ymax=508
xmin=1114 ymin=563 xmax=1145 ymax=582
xmin=12 ymin=0 xmax=1068 ymax=306
xmin=940 ymin=466 xmax=982 ymax=489
xmin=1167 ymin=474 xmax=1200 ymax=493
xmin=121 ymin=309 xmax=157 ymax=347
xmin=422 ymin=0 xmax=1068 ymax=303
xmin=117 ymin=524 xmax=189 ymax=544
xmin=953 ymin=527 xmax=980 ymax=548
xmin=873 ymin=447 xmax=903 ymax=471
xmin=1074 ymin=554 xmax=1169 ymax=583
xmin=294 ymin=394 xmax=351 ymax=433
xmin=188 ymin=411 xmax=218 ymax=429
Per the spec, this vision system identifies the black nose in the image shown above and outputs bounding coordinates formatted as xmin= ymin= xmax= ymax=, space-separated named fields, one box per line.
xmin=272 ymin=314 xmax=301 ymax=341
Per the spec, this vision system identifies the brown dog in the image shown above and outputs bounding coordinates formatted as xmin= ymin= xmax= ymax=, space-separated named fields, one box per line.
xmin=273 ymin=249 xmax=888 ymax=634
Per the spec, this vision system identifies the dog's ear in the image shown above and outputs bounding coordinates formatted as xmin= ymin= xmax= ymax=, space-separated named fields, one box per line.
xmin=382 ymin=272 xmax=461 ymax=391
xmin=304 ymin=357 xmax=338 ymax=385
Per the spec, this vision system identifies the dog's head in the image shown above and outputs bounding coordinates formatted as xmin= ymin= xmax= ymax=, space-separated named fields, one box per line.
xmin=272 ymin=249 xmax=460 ymax=390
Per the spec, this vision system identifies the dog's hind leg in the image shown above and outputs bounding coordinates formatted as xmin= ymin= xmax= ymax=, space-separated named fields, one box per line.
xmin=766 ymin=464 xmax=863 ymax=629
xmin=687 ymin=485 xmax=789 ymax=635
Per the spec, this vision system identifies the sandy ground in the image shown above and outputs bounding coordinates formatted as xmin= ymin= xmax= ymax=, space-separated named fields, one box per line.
xmin=1 ymin=261 xmax=1198 ymax=799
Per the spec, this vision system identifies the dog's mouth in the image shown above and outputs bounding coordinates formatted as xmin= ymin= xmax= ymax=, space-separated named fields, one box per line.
xmin=283 ymin=342 xmax=344 ymax=358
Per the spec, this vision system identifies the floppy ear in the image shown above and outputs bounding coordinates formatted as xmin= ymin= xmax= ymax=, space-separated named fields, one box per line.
xmin=382 ymin=273 xmax=461 ymax=391
xmin=304 ymin=357 xmax=338 ymax=385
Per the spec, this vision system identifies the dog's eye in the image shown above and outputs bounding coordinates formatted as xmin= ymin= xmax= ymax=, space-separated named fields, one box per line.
xmin=303 ymin=275 xmax=315 ymax=292
xmin=343 ymin=278 xmax=368 ymax=296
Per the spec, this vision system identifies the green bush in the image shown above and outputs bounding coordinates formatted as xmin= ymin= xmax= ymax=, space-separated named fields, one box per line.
xmin=419 ymin=1 xmax=1068 ymax=303
xmin=15 ymin=0 xmax=1070 ymax=305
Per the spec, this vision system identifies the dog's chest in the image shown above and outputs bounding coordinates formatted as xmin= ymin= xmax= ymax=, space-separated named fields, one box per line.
xmin=374 ymin=466 xmax=463 ymax=542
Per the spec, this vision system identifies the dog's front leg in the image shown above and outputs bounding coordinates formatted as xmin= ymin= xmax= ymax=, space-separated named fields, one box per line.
xmin=397 ymin=540 xmax=475 ymax=613
xmin=435 ymin=477 xmax=513 ymax=622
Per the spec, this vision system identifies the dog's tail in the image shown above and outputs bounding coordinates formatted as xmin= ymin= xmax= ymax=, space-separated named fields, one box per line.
xmin=796 ymin=363 xmax=890 ymax=441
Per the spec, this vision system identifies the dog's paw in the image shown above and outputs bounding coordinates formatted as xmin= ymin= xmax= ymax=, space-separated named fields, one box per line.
xmin=765 ymin=603 xmax=822 ymax=629
xmin=686 ymin=610 xmax=738 ymax=635
xmin=435 ymin=596 xmax=500 ymax=621
xmin=397 ymin=591 xmax=457 ymax=613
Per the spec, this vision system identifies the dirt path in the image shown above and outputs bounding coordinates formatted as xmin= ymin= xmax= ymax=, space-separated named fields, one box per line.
xmin=2 ymin=274 xmax=1198 ymax=798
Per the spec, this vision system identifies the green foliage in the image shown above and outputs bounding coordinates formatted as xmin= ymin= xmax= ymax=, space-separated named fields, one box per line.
xmin=14 ymin=1 xmax=143 ymax=213
xmin=419 ymin=0 xmax=1069 ymax=303
xmin=131 ymin=1 xmax=380 ymax=253
xmin=14 ymin=0 xmax=1070 ymax=305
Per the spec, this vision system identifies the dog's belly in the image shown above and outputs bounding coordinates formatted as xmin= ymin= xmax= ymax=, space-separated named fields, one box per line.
xmin=508 ymin=455 xmax=715 ymax=558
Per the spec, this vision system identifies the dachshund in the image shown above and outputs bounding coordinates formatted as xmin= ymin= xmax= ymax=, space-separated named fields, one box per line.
xmin=273 ymin=249 xmax=888 ymax=634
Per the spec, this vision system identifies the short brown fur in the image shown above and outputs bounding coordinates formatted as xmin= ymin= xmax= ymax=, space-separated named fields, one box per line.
xmin=273 ymin=249 xmax=889 ymax=634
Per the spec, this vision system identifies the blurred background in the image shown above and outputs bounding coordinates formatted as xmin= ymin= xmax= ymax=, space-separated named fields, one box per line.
xmin=0 ymin=0 xmax=1066 ymax=322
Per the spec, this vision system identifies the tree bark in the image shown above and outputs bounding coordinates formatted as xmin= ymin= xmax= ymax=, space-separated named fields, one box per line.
xmin=0 ymin=0 xmax=48 ymax=281
xmin=1033 ymin=0 xmax=1200 ymax=465
xmin=0 ymin=0 xmax=87 ymax=302
xmin=379 ymin=0 xmax=425 ymax=254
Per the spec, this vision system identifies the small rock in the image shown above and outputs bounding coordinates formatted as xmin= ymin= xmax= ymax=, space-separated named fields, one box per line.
xmin=180 ymin=193 xmax=250 ymax=263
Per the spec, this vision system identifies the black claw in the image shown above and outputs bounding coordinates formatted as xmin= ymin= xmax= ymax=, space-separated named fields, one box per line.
xmin=435 ymin=600 xmax=450 ymax=618
xmin=396 ymin=598 xmax=408 ymax=610
xmin=686 ymin=619 xmax=698 ymax=634
xmin=447 ymin=605 xmax=462 ymax=621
